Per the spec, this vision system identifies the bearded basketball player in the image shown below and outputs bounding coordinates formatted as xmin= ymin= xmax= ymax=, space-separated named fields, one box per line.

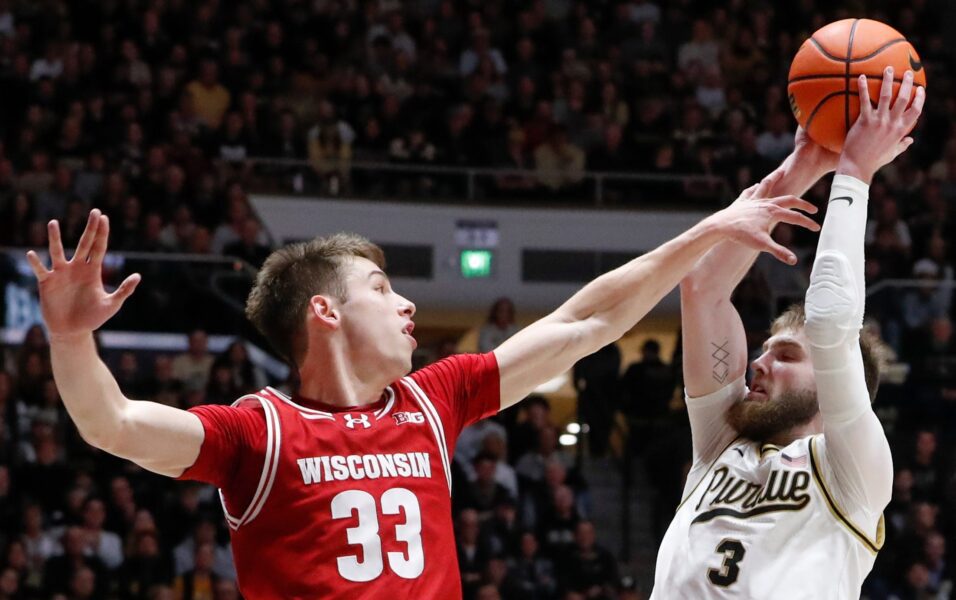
xmin=652 ymin=67 xmax=924 ymax=599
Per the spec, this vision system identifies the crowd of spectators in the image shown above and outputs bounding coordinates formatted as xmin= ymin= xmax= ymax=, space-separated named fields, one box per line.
xmin=0 ymin=326 xmax=253 ymax=600
xmin=0 ymin=0 xmax=953 ymax=234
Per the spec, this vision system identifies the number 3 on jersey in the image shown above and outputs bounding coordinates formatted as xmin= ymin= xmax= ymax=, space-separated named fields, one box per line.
xmin=708 ymin=538 xmax=745 ymax=587
xmin=331 ymin=488 xmax=424 ymax=582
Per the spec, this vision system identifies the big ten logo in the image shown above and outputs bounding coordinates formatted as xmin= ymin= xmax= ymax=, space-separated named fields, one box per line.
xmin=393 ymin=412 xmax=425 ymax=426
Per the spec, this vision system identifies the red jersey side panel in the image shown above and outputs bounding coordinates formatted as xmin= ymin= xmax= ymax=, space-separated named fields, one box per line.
xmin=178 ymin=353 xmax=500 ymax=599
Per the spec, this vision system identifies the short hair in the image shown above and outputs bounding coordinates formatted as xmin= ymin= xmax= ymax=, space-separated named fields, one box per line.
xmin=771 ymin=304 xmax=886 ymax=401
xmin=245 ymin=233 xmax=385 ymax=366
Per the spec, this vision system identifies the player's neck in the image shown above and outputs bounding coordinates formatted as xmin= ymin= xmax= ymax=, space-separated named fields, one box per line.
xmin=297 ymin=345 xmax=389 ymax=408
xmin=764 ymin=413 xmax=824 ymax=447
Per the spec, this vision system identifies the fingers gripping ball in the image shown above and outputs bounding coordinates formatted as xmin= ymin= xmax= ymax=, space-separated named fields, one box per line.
xmin=788 ymin=19 xmax=927 ymax=153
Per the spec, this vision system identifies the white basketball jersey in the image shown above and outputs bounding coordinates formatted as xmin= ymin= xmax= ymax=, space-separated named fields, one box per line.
xmin=651 ymin=435 xmax=884 ymax=600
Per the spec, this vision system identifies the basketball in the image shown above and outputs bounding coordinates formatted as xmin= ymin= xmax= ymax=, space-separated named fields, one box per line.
xmin=788 ymin=18 xmax=927 ymax=153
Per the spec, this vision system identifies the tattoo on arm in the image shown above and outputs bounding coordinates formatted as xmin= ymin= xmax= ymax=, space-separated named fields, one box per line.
xmin=711 ymin=341 xmax=730 ymax=384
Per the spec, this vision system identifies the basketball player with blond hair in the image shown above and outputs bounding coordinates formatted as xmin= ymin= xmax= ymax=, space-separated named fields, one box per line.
xmin=651 ymin=68 xmax=924 ymax=598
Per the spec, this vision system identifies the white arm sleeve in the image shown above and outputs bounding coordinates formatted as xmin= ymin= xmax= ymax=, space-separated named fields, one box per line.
xmin=686 ymin=376 xmax=743 ymax=466
xmin=805 ymin=174 xmax=893 ymax=517
xmin=681 ymin=377 xmax=743 ymax=501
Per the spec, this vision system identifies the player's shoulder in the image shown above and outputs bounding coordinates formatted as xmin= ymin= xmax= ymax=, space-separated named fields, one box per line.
xmin=186 ymin=391 xmax=281 ymax=452
xmin=230 ymin=386 xmax=286 ymax=411
xmin=192 ymin=387 xmax=292 ymax=427
xmin=406 ymin=353 xmax=496 ymax=384
xmin=411 ymin=353 xmax=473 ymax=372
xmin=391 ymin=355 xmax=472 ymax=409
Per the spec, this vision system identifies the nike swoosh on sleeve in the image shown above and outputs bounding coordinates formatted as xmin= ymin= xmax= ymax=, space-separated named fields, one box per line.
xmin=829 ymin=196 xmax=854 ymax=206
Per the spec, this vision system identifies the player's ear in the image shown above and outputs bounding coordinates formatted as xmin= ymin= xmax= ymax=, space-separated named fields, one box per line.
xmin=309 ymin=294 xmax=340 ymax=330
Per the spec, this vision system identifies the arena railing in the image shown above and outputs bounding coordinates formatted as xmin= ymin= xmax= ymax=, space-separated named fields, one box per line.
xmin=0 ymin=248 xmax=293 ymax=378
xmin=0 ymin=248 xmax=259 ymax=330
xmin=245 ymin=157 xmax=734 ymax=206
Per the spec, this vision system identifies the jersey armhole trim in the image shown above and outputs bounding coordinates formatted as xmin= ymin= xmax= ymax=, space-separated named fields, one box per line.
xmin=808 ymin=436 xmax=885 ymax=556
xmin=220 ymin=393 xmax=282 ymax=531
xmin=675 ymin=436 xmax=741 ymax=512
xmin=401 ymin=377 xmax=453 ymax=495
xmin=265 ymin=385 xmax=335 ymax=420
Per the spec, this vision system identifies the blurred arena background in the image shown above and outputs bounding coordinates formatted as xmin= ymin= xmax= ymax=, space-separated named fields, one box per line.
xmin=0 ymin=0 xmax=954 ymax=598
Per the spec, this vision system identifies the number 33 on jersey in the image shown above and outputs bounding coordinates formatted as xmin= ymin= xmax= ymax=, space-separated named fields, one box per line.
xmin=179 ymin=353 xmax=501 ymax=599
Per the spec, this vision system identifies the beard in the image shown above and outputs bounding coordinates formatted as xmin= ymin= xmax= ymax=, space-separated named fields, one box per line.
xmin=725 ymin=388 xmax=819 ymax=442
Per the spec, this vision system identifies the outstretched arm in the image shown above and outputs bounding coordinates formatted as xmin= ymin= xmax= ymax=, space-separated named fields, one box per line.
xmin=807 ymin=67 xmax=924 ymax=515
xmin=28 ymin=211 xmax=204 ymax=477
xmin=494 ymin=192 xmax=819 ymax=410
xmin=680 ymin=129 xmax=839 ymax=399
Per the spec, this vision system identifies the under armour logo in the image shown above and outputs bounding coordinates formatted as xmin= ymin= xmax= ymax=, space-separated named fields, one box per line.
xmin=344 ymin=414 xmax=371 ymax=429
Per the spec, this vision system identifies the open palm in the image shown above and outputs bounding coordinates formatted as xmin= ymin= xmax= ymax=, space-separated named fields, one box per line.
xmin=715 ymin=169 xmax=820 ymax=264
xmin=27 ymin=210 xmax=141 ymax=339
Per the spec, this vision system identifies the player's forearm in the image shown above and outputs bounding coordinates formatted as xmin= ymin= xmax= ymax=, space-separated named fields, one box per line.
xmin=816 ymin=175 xmax=867 ymax=309
xmin=806 ymin=175 xmax=870 ymax=422
xmin=556 ymin=218 xmax=725 ymax=345
xmin=681 ymin=242 xmax=758 ymax=301
xmin=50 ymin=332 xmax=131 ymax=449
xmin=498 ymin=221 xmax=727 ymax=409
xmin=775 ymin=147 xmax=834 ymax=199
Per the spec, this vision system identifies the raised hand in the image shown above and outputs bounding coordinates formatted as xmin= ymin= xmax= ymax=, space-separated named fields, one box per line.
xmin=838 ymin=66 xmax=925 ymax=184
xmin=793 ymin=125 xmax=840 ymax=174
xmin=26 ymin=209 xmax=141 ymax=340
xmin=707 ymin=170 xmax=820 ymax=264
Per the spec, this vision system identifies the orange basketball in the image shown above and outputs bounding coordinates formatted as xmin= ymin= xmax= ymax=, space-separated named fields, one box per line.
xmin=788 ymin=19 xmax=927 ymax=153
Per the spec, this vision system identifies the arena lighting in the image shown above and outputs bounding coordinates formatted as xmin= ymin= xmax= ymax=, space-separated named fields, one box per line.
xmin=460 ymin=249 xmax=493 ymax=278
xmin=558 ymin=434 xmax=578 ymax=446
xmin=566 ymin=422 xmax=582 ymax=434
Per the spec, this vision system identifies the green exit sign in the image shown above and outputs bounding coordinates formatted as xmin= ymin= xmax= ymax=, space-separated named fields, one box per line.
xmin=460 ymin=250 xmax=493 ymax=278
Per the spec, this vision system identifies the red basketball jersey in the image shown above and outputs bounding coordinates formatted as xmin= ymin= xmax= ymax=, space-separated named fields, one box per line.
xmin=179 ymin=353 xmax=500 ymax=599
